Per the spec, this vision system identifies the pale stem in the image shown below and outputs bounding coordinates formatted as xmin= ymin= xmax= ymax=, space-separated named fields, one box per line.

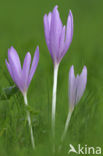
xmin=24 ymin=93 xmax=35 ymax=149
xmin=59 ymin=109 xmax=73 ymax=151
xmin=61 ymin=110 xmax=72 ymax=142
xmin=51 ymin=63 xmax=59 ymax=150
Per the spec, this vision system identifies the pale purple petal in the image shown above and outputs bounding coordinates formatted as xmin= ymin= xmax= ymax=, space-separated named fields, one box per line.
xmin=76 ymin=66 xmax=87 ymax=103
xmin=8 ymin=46 xmax=21 ymax=74
xmin=22 ymin=52 xmax=31 ymax=91
xmin=5 ymin=60 xmax=15 ymax=82
xmin=64 ymin=10 xmax=73 ymax=53
xmin=43 ymin=12 xmax=52 ymax=46
xmin=44 ymin=14 xmax=50 ymax=48
xmin=43 ymin=13 xmax=53 ymax=59
xmin=58 ymin=26 xmax=66 ymax=62
xmin=69 ymin=65 xmax=76 ymax=109
xmin=7 ymin=47 xmax=23 ymax=92
xmin=28 ymin=46 xmax=39 ymax=86
xmin=49 ymin=5 xmax=63 ymax=63
xmin=48 ymin=12 xmax=52 ymax=29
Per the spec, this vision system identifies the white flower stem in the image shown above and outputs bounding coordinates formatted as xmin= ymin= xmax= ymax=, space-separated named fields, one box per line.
xmin=61 ymin=110 xmax=72 ymax=142
xmin=59 ymin=109 xmax=73 ymax=151
xmin=24 ymin=93 xmax=35 ymax=149
xmin=51 ymin=63 xmax=59 ymax=151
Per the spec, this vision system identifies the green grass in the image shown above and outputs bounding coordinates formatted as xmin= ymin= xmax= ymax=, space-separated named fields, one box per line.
xmin=0 ymin=0 xmax=103 ymax=155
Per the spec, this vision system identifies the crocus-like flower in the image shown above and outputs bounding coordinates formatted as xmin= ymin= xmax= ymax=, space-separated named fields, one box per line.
xmin=43 ymin=5 xmax=73 ymax=65
xmin=60 ymin=65 xmax=87 ymax=145
xmin=5 ymin=46 xmax=39 ymax=149
xmin=5 ymin=46 xmax=39 ymax=95
xmin=44 ymin=6 xmax=73 ymax=149
xmin=69 ymin=65 xmax=87 ymax=110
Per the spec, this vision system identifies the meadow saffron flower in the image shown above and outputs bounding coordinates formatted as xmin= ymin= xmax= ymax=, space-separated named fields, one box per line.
xmin=44 ymin=5 xmax=73 ymax=65
xmin=5 ymin=46 xmax=39 ymax=96
xmin=69 ymin=65 xmax=87 ymax=110
xmin=5 ymin=46 xmax=39 ymax=149
xmin=61 ymin=65 xmax=87 ymax=144
xmin=43 ymin=5 xmax=73 ymax=149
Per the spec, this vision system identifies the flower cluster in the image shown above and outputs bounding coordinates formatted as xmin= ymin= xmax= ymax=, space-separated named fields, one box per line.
xmin=3 ymin=5 xmax=87 ymax=151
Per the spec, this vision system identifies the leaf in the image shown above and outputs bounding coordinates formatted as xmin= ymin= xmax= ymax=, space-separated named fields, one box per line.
xmin=0 ymin=86 xmax=19 ymax=100
xmin=25 ymin=105 xmax=40 ymax=115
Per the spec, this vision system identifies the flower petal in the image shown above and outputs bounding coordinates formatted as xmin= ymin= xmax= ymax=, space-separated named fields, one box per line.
xmin=7 ymin=46 xmax=23 ymax=92
xmin=69 ymin=65 xmax=76 ymax=109
xmin=58 ymin=26 xmax=66 ymax=62
xmin=22 ymin=52 xmax=31 ymax=91
xmin=44 ymin=12 xmax=53 ymax=59
xmin=44 ymin=14 xmax=50 ymax=48
xmin=64 ymin=10 xmax=73 ymax=53
xmin=28 ymin=46 xmax=39 ymax=86
xmin=76 ymin=66 xmax=87 ymax=103
xmin=49 ymin=5 xmax=63 ymax=64
xmin=8 ymin=46 xmax=21 ymax=75
xmin=5 ymin=60 xmax=15 ymax=81
xmin=48 ymin=12 xmax=52 ymax=29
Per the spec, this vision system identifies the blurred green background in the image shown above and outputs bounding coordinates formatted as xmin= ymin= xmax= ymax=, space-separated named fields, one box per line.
xmin=0 ymin=0 xmax=103 ymax=155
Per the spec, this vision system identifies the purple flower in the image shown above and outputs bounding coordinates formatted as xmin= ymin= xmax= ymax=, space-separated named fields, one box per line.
xmin=5 ymin=46 xmax=39 ymax=95
xmin=69 ymin=65 xmax=87 ymax=110
xmin=43 ymin=5 xmax=73 ymax=65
